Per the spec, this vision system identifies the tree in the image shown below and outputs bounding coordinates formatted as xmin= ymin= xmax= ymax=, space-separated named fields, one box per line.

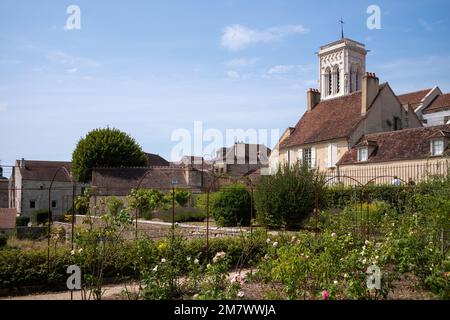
xmin=72 ymin=128 xmax=148 ymax=182
xmin=254 ymin=162 xmax=325 ymax=230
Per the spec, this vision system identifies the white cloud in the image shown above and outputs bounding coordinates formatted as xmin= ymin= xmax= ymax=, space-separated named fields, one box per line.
xmin=0 ymin=103 xmax=7 ymax=113
xmin=227 ymin=70 xmax=241 ymax=79
xmin=226 ymin=58 xmax=258 ymax=68
xmin=418 ymin=19 xmax=433 ymax=32
xmin=268 ymin=65 xmax=295 ymax=74
xmin=221 ymin=24 xmax=309 ymax=51
xmin=226 ymin=70 xmax=252 ymax=80
xmin=267 ymin=64 xmax=315 ymax=75
xmin=67 ymin=68 xmax=78 ymax=74
xmin=47 ymin=51 xmax=100 ymax=68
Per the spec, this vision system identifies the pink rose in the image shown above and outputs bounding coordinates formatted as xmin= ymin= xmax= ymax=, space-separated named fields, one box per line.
xmin=322 ymin=290 xmax=329 ymax=300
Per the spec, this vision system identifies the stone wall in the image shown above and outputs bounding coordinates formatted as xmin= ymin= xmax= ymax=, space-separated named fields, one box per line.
xmin=0 ymin=180 xmax=8 ymax=208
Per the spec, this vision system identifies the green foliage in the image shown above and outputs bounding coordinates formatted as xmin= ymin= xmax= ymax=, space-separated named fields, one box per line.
xmin=164 ymin=189 xmax=191 ymax=207
xmin=0 ymin=234 xmax=7 ymax=248
xmin=33 ymin=209 xmax=51 ymax=225
xmin=254 ymin=162 xmax=325 ymax=230
xmin=72 ymin=127 xmax=148 ymax=182
xmin=127 ymin=189 xmax=166 ymax=220
xmin=74 ymin=188 xmax=92 ymax=215
xmin=209 ymin=184 xmax=252 ymax=227
xmin=0 ymin=248 xmax=70 ymax=288
xmin=16 ymin=216 xmax=30 ymax=227
xmin=73 ymin=208 xmax=134 ymax=299
xmin=155 ymin=208 xmax=206 ymax=223
xmin=255 ymin=177 xmax=450 ymax=300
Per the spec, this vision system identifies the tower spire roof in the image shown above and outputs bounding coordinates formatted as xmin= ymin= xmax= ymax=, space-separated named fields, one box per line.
xmin=339 ymin=18 xmax=345 ymax=39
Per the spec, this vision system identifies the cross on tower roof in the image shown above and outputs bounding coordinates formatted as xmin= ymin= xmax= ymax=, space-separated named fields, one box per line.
xmin=339 ymin=18 xmax=345 ymax=39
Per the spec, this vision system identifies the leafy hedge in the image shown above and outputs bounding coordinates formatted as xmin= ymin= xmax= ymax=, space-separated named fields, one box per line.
xmin=321 ymin=178 xmax=450 ymax=211
xmin=16 ymin=217 xmax=30 ymax=227
xmin=209 ymin=184 xmax=252 ymax=227
xmin=0 ymin=234 xmax=267 ymax=292
xmin=33 ymin=209 xmax=51 ymax=225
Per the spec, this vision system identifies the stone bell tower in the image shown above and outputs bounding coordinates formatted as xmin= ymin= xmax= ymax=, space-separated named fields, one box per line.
xmin=318 ymin=38 xmax=368 ymax=100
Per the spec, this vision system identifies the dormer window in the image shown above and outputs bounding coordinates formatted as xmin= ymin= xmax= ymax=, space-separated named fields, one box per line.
xmin=357 ymin=147 xmax=368 ymax=162
xmin=431 ymin=139 xmax=444 ymax=156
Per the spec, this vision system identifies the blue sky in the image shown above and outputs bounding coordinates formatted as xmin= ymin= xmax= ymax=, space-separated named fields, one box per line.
xmin=1 ymin=0 xmax=450 ymax=171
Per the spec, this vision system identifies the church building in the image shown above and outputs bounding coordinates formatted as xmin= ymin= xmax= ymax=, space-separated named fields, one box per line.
xmin=269 ymin=37 xmax=424 ymax=173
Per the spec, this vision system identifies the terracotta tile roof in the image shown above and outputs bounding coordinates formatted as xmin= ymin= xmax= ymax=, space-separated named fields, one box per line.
xmin=92 ymin=167 xmax=195 ymax=196
xmin=17 ymin=160 xmax=72 ymax=182
xmin=397 ymin=89 xmax=431 ymax=105
xmin=145 ymin=153 xmax=170 ymax=167
xmin=423 ymin=93 xmax=450 ymax=114
xmin=281 ymin=91 xmax=365 ymax=148
xmin=337 ymin=125 xmax=450 ymax=165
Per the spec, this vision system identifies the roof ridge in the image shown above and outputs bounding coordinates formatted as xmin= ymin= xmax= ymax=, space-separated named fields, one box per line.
xmin=364 ymin=125 xmax=449 ymax=137
xmin=397 ymin=88 xmax=432 ymax=96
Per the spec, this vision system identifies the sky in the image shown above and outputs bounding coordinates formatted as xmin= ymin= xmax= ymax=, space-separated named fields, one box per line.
xmin=1 ymin=0 xmax=450 ymax=173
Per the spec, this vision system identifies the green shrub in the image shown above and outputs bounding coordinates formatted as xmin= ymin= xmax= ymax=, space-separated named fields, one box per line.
xmin=0 ymin=234 xmax=267 ymax=292
xmin=254 ymin=162 xmax=324 ymax=230
xmin=16 ymin=216 xmax=30 ymax=227
xmin=164 ymin=189 xmax=192 ymax=207
xmin=0 ymin=234 xmax=7 ymax=248
xmin=209 ymin=184 xmax=252 ymax=227
xmin=33 ymin=209 xmax=51 ymax=224
xmin=128 ymin=189 xmax=166 ymax=220
xmin=155 ymin=208 xmax=206 ymax=223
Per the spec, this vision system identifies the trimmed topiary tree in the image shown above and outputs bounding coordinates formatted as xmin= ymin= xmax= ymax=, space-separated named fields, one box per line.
xmin=210 ymin=183 xmax=252 ymax=227
xmin=254 ymin=162 xmax=325 ymax=230
xmin=72 ymin=127 xmax=148 ymax=182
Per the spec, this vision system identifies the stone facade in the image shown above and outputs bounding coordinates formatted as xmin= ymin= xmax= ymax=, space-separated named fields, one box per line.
xmin=9 ymin=160 xmax=88 ymax=218
xmin=0 ymin=179 xmax=8 ymax=209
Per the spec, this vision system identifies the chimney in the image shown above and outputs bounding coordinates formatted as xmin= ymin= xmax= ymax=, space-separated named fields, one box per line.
xmin=307 ymin=88 xmax=321 ymax=112
xmin=361 ymin=72 xmax=379 ymax=115
xmin=19 ymin=158 xmax=25 ymax=168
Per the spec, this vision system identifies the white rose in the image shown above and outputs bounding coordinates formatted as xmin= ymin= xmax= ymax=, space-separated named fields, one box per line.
xmin=272 ymin=242 xmax=279 ymax=248
xmin=161 ymin=258 xmax=166 ymax=263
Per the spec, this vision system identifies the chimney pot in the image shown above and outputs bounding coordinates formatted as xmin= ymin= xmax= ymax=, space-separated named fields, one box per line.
xmin=362 ymin=72 xmax=380 ymax=115
xmin=307 ymin=89 xmax=321 ymax=112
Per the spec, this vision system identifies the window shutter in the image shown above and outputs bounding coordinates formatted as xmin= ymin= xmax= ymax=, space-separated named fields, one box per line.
xmin=332 ymin=144 xmax=338 ymax=167
xmin=311 ymin=147 xmax=316 ymax=168
xmin=327 ymin=144 xmax=332 ymax=168
xmin=298 ymin=149 xmax=303 ymax=164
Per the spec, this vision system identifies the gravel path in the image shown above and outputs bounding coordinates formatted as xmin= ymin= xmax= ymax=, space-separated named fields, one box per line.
xmin=1 ymin=283 xmax=140 ymax=300
xmin=1 ymin=270 xmax=252 ymax=300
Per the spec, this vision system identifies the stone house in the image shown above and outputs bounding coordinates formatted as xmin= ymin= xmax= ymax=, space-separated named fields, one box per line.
xmin=269 ymin=38 xmax=423 ymax=173
xmin=398 ymin=88 xmax=450 ymax=127
xmin=336 ymin=125 xmax=450 ymax=184
xmin=213 ymin=142 xmax=271 ymax=177
xmin=0 ymin=166 xmax=8 ymax=208
xmin=8 ymin=159 xmax=88 ymax=218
